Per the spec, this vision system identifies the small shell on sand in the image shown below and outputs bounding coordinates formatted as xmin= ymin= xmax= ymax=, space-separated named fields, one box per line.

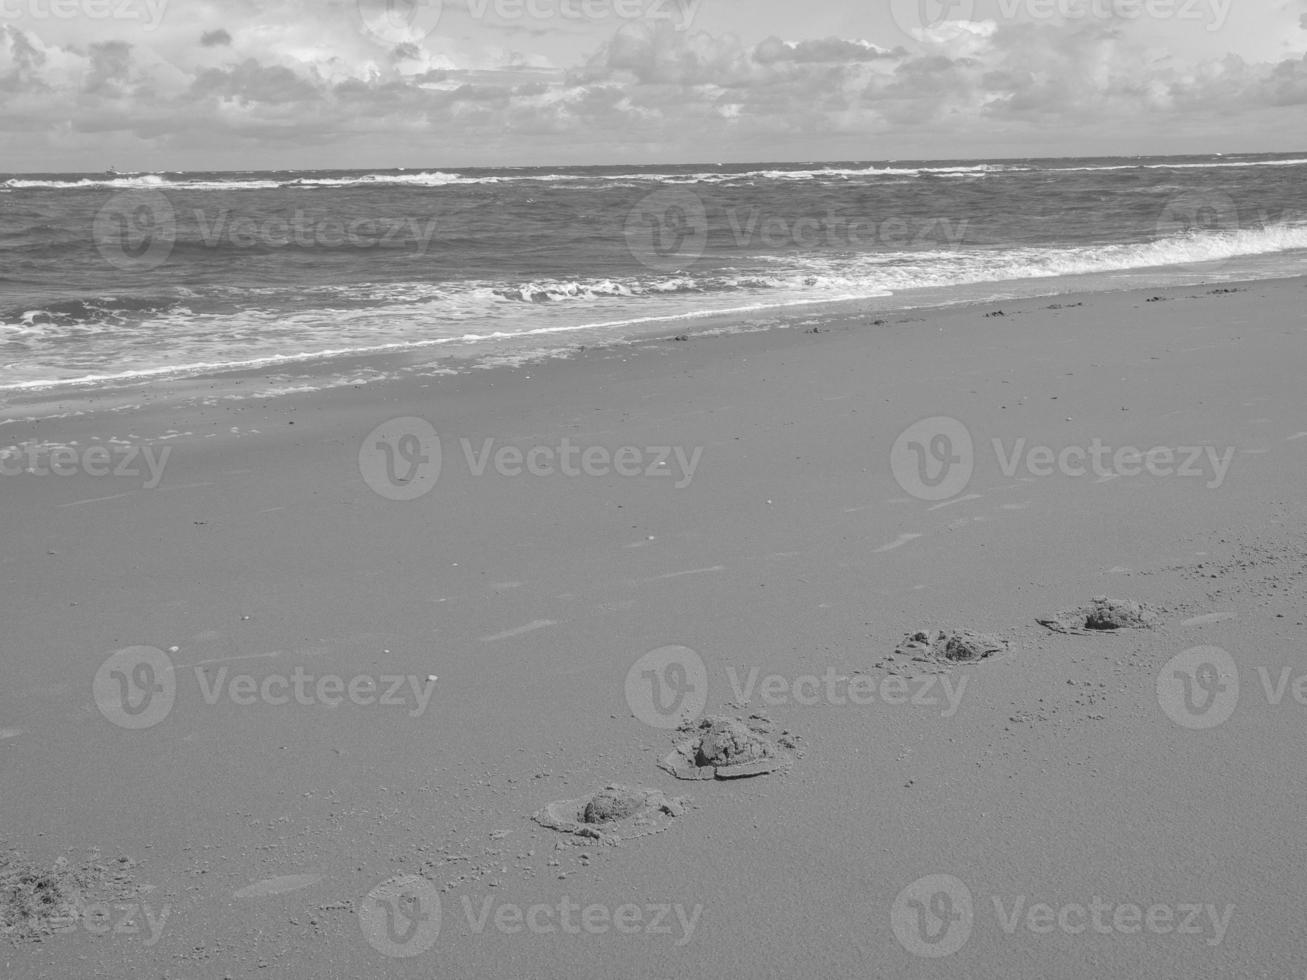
xmin=1037 ymin=596 xmax=1159 ymax=634
xmin=895 ymin=629 xmax=1010 ymax=664
xmin=659 ymin=715 xmax=797 ymax=780
xmin=532 ymin=785 xmax=688 ymax=844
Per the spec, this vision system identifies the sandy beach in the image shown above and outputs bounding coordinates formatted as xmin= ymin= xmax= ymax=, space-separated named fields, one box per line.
xmin=3 ymin=276 xmax=1307 ymax=978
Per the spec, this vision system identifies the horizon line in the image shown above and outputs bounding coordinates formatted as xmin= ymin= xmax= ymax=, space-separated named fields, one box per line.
xmin=7 ymin=149 xmax=1307 ymax=177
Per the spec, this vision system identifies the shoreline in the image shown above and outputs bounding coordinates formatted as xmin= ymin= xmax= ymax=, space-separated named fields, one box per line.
xmin=4 ymin=266 xmax=1303 ymax=425
xmin=3 ymin=272 xmax=1307 ymax=977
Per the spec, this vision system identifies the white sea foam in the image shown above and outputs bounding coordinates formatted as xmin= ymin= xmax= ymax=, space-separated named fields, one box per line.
xmin=8 ymin=157 xmax=1305 ymax=193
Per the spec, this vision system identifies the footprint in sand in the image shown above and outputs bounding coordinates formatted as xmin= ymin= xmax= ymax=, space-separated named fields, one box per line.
xmin=1037 ymin=596 xmax=1159 ymax=634
xmin=532 ymin=785 xmax=688 ymax=844
xmin=659 ymin=715 xmax=797 ymax=781
xmin=895 ymin=629 xmax=1011 ymax=665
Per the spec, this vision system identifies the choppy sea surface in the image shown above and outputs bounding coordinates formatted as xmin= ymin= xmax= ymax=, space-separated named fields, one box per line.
xmin=2 ymin=153 xmax=1305 ymax=393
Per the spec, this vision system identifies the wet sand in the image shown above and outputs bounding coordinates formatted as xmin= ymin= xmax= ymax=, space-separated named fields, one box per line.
xmin=3 ymin=276 xmax=1306 ymax=977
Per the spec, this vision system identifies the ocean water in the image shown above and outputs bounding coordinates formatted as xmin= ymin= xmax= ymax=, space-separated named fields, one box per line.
xmin=1 ymin=153 xmax=1305 ymax=393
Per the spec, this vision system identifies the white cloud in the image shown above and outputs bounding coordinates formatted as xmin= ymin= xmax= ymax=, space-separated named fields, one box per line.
xmin=2 ymin=7 xmax=1304 ymax=168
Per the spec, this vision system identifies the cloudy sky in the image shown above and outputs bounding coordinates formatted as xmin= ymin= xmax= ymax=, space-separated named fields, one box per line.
xmin=2 ymin=0 xmax=1305 ymax=171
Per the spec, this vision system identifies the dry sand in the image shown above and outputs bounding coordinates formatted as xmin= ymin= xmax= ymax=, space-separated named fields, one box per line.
xmin=2 ymin=277 xmax=1306 ymax=977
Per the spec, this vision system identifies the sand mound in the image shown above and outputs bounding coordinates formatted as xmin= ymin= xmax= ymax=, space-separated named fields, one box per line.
xmin=1037 ymin=596 xmax=1158 ymax=634
xmin=532 ymin=785 xmax=688 ymax=844
xmin=896 ymin=629 xmax=1010 ymax=664
xmin=659 ymin=715 xmax=797 ymax=780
